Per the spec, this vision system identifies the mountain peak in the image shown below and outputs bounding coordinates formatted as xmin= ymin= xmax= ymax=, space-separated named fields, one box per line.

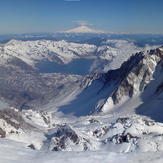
xmin=64 ymin=26 xmax=104 ymax=33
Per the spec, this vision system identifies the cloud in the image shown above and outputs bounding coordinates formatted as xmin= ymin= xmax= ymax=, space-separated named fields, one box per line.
xmin=64 ymin=0 xmax=81 ymax=2
xmin=73 ymin=20 xmax=93 ymax=26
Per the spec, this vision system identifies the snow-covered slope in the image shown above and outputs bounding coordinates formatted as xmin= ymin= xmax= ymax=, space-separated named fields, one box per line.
xmin=0 ymin=39 xmax=158 ymax=74
xmin=0 ymin=43 xmax=163 ymax=162
xmin=1 ymin=39 xmax=96 ymax=66
xmin=0 ymin=39 xmax=160 ymax=115
xmin=56 ymin=46 xmax=163 ymax=120
xmin=95 ymin=40 xmax=159 ymax=71
xmin=100 ymin=47 xmax=163 ymax=116
xmin=56 ymin=47 xmax=162 ymax=116
xmin=0 ymin=39 xmax=155 ymax=112
xmin=2 ymin=107 xmax=163 ymax=157
xmin=0 ymin=66 xmax=83 ymax=111
xmin=0 ymin=108 xmax=46 ymax=150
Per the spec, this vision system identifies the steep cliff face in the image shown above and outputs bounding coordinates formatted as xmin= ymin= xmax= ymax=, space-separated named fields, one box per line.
xmin=0 ymin=44 xmax=163 ymax=156
xmin=101 ymin=47 xmax=163 ymax=113
xmin=54 ymin=46 xmax=162 ymax=116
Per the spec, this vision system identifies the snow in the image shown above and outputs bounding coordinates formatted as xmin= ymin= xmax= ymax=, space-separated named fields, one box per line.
xmin=0 ymin=38 xmax=162 ymax=162
xmin=1 ymin=115 xmax=163 ymax=163
xmin=100 ymin=47 xmax=163 ymax=116
xmin=0 ymin=39 xmax=159 ymax=76
xmin=0 ymin=39 xmax=97 ymax=66
xmin=98 ymin=40 xmax=160 ymax=71
xmin=22 ymin=109 xmax=53 ymax=129
xmin=0 ymin=139 xmax=145 ymax=163
xmin=1 ymin=103 xmax=163 ymax=162
xmin=0 ymin=99 xmax=9 ymax=110
xmin=58 ymin=75 xmax=117 ymax=116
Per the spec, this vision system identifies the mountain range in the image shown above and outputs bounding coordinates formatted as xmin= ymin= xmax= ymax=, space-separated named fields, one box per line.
xmin=0 ymin=36 xmax=162 ymax=162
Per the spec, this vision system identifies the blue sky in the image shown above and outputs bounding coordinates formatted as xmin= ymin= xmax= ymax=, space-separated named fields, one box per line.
xmin=0 ymin=0 xmax=163 ymax=34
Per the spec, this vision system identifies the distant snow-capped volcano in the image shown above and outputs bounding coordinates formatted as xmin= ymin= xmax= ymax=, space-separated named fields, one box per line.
xmin=64 ymin=26 xmax=104 ymax=33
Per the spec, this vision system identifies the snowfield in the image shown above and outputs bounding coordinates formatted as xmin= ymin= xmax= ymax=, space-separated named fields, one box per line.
xmin=0 ymin=38 xmax=162 ymax=162
xmin=0 ymin=39 xmax=159 ymax=73
xmin=1 ymin=113 xmax=163 ymax=163
xmin=2 ymin=39 xmax=97 ymax=66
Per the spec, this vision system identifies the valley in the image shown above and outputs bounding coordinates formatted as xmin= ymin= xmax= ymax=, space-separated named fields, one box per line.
xmin=0 ymin=35 xmax=162 ymax=163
